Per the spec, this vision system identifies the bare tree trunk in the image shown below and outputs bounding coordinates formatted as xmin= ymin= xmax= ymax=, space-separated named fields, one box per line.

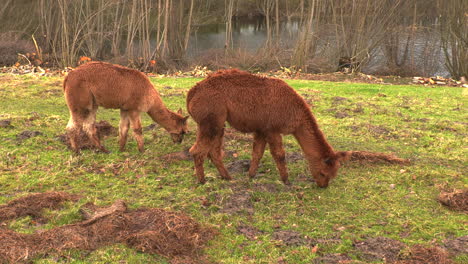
xmin=184 ymin=0 xmax=194 ymax=51
xmin=225 ymin=0 xmax=235 ymax=51
xmin=275 ymin=0 xmax=280 ymax=40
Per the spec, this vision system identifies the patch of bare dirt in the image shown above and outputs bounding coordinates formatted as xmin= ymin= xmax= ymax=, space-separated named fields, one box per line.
xmin=252 ymin=182 xmax=280 ymax=193
xmin=443 ymin=236 xmax=468 ymax=255
xmin=0 ymin=192 xmax=79 ymax=222
xmin=286 ymin=151 xmax=304 ymax=163
xmin=160 ymin=148 xmax=192 ymax=162
xmin=367 ymin=124 xmax=398 ymax=139
xmin=143 ymin=123 xmax=158 ymax=131
xmin=272 ymin=230 xmax=312 ymax=247
xmin=332 ymin=96 xmax=349 ymax=105
xmin=220 ymin=191 xmax=254 ymax=215
xmin=224 ymin=128 xmax=251 ymax=142
xmin=237 ymin=223 xmax=264 ymax=240
xmin=350 ymin=151 xmax=410 ymax=165
xmin=354 ymin=237 xmax=405 ymax=262
xmin=438 ymin=189 xmax=468 ymax=212
xmin=226 ymin=159 xmax=251 ymax=174
xmin=393 ymin=245 xmax=453 ymax=264
xmin=17 ymin=130 xmax=43 ymax=140
xmin=334 ymin=111 xmax=351 ymax=119
xmin=0 ymin=195 xmax=215 ymax=264
xmin=0 ymin=119 xmax=12 ymax=128
xmin=312 ymin=253 xmax=352 ymax=264
xmin=57 ymin=120 xmax=117 ymax=151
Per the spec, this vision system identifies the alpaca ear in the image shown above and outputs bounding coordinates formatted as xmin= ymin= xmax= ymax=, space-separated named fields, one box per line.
xmin=177 ymin=108 xmax=183 ymax=115
xmin=336 ymin=151 xmax=351 ymax=162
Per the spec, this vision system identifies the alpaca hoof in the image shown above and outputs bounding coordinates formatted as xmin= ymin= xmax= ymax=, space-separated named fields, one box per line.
xmin=282 ymin=179 xmax=291 ymax=185
xmin=198 ymin=179 xmax=206 ymax=184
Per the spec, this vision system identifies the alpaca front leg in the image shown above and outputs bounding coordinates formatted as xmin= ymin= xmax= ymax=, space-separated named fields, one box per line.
xmin=128 ymin=111 xmax=144 ymax=153
xmin=248 ymin=133 xmax=267 ymax=179
xmin=266 ymin=133 xmax=290 ymax=185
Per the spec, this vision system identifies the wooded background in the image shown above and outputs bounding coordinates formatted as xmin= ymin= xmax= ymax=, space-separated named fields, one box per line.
xmin=0 ymin=0 xmax=466 ymax=78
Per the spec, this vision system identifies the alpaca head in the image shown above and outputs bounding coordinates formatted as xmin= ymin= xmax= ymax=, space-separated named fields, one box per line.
xmin=169 ymin=109 xmax=189 ymax=144
xmin=313 ymin=151 xmax=350 ymax=188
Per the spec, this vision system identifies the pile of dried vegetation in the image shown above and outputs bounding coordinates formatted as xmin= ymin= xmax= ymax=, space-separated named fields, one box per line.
xmin=438 ymin=189 xmax=468 ymax=212
xmin=349 ymin=151 xmax=410 ymax=165
xmin=0 ymin=192 xmax=216 ymax=263
xmin=57 ymin=120 xmax=117 ymax=151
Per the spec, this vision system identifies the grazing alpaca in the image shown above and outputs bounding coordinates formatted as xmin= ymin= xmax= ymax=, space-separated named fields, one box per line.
xmin=187 ymin=69 xmax=350 ymax=186
xmin=64 ymin=62 xmax=188 ymax=153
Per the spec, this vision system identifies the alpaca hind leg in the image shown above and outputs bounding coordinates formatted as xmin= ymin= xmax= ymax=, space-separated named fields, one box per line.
xmin=248 ymin=133 xmax=267 ymax=179
xmin=128 ymin=111 xmax=144 ymax=153
xmin=66 ymin=116 xmax=82 ymax=153
xmin=266 ymin=133 xmax=290 ymax=185
xmin=119 ymin=110 xmax=131 ymax=151
xmin=208 ymin=128 xmax=231 ymax=180
xmin=82 ymin=109 xmax=109 ymax=153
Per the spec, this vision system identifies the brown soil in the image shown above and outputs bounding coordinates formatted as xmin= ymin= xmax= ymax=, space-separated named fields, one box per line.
xmin=0 ymin=193 xmax=216 ymax=264
xmin=224 ymin=128 xmax=251 ymax=142
xmin=312 ymin=253 xmax=352 ymax=264
xmin=286 ymin=152 xmax=304 ymax=163
xmin=237 ymin=223 xmax=264 ymax=240
xmin=438 ymin=189 xmax=468 ymax=212
xmin=354 ymin=237 xmax=405 ymax=262
xmin=272 ymin=230 xmax=312 ymax=247
xmin=17 ymin=130 xmax=43 ymax=140
xmin=393 ymin=245 xmax=453 ymax=264
xmin=160 ymin=148 xmax=193 ymax=162
xmin=57 ymin=120 xmax=117 ymax=151
xmin=226 ymin=159 xmax=251 ymax=174
xmin=0 ymin=119 xmax=12 ymax=128
xmin=220 ymin=190 xmax=254 ymax=215
xmin=252 ymin=182 xmax=280 ymax=193
xmin=0 ymin=192 xmax=79 ymax=222
xmin=443 ymin=236 xmax=468 ymax=255
xmin=349 ymin=151 xmax=410 ymax=165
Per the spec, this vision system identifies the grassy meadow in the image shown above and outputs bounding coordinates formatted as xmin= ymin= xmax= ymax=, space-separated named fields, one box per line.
xmin=0 ymin=73 xmax=466 ymax=263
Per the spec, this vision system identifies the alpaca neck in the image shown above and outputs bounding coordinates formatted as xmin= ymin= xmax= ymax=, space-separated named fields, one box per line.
xmin=293 ymin=116 xmax=335 ymax=168
xmin=147 ymin=99 xmax=177 ymax=132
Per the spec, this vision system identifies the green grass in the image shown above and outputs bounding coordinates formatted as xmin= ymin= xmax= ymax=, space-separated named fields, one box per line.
xmin=0 ymin=73 xmax=466 ymax=263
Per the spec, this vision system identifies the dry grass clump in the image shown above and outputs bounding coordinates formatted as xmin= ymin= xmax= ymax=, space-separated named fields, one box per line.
xmin=393 ymin=245 xmax=453 ymax=264
xmin=57 ymin=120 xmax=117 ymax=150
xmin=0 ymin=194 xmax=216 ymax=263
xmin=350 ymin=151 xmax=410 ymax=165
xmin=438 ymin=189 xmax=468 ymax=212
xmin=0 ymin=192 xmax=79 ymax=221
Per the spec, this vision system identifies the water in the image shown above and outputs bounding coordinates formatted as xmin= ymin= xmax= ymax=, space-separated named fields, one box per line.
xmin=186 ymin=16 xmax=449 ymax=76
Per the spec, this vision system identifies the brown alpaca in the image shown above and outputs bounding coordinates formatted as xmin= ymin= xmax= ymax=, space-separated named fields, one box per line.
xmin=64 ymin=61 xmax=188 ymax=153
xmin=187 ymin=69 xmax=350 ymax=186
